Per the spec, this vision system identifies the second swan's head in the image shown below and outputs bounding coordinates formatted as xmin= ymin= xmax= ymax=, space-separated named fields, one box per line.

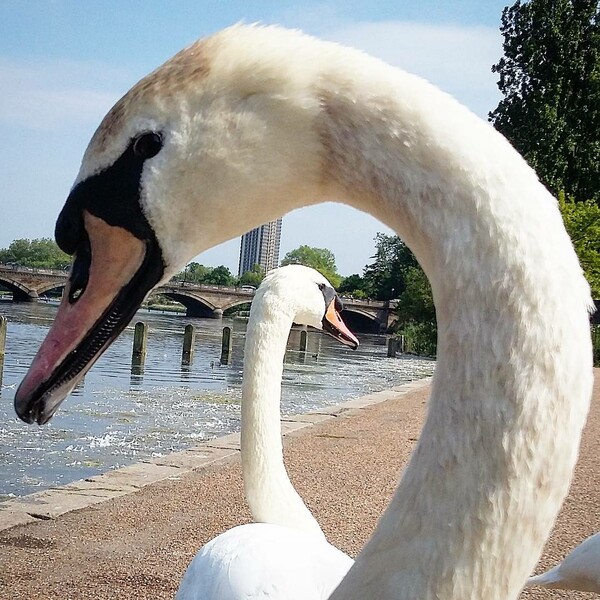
xmin=253 ymin=265 xmax=359 ymax=349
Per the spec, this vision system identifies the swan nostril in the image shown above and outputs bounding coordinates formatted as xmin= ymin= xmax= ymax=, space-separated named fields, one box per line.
xmin=69 ymin=285 xmax=85 ymax=303
xmin=68 ymin=235 xmax=91 ymax=305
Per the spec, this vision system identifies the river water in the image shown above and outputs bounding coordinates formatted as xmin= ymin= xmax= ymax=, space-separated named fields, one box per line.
xmin=0 ymin=301 xmax=434 ymax=499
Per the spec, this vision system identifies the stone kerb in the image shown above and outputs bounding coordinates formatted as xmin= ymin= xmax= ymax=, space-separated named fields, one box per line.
xmin=0 ymin=377 xmax=432 ymax=532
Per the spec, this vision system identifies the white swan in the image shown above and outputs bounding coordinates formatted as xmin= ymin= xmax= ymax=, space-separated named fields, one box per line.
xmin=526 ymin=531 xmax=600 ymax=593
xmin=176 ymin=264 xmax=357 ymax=599
xmin=15 ymin=24 xmax=594 ymax=600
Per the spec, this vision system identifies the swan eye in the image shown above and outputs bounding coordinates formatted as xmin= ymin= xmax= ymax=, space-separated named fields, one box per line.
xmin=133 ymin=132 xmax=163 ymax=160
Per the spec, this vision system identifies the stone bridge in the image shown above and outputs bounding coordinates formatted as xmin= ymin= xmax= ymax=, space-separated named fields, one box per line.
xmin=0 ymin=265 xmax=68 ymax=302
xmin=0 ymin=265 xmax=397 ymax=332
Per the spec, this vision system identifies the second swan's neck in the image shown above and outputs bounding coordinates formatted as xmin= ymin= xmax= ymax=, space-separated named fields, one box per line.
xmin=241 ymin=291 xmax=324 ymax=538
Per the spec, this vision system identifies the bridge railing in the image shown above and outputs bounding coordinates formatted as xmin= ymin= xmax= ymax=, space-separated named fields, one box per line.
xmin=0 ymin=264 xmax=69 ymax=277
xmin=162 ymin=281 xmax=256 ymax=294
xmin=0 ymin=264 xmax=392 ymax=306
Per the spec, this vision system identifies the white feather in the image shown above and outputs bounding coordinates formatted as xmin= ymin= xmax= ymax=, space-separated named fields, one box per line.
xmin=527 ymin=531 xmax=600 ymax=593
xmin=176 ymin=266 xmax=353 ymax=599
xmin=77 ymin=24 xmax=594 ymax=600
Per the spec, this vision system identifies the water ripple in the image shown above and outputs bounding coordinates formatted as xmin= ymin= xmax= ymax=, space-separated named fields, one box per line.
xmin=0 ymin=301 xmax=434 ymax=497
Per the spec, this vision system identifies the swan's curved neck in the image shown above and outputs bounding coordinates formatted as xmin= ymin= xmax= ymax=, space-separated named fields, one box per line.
xmin=241 ymin=291 xmax=324 ymax=538
xmin=313 ymin=79 xmax=593 ymax=599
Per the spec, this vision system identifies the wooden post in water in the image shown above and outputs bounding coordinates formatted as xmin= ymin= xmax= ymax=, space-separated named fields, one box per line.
xmin=0 ymin=316 xmax=6 ymax=358
xmin=221 ymin=326 xmax=232 ymax=365
xmin=398 ymin=335 xmax=405 ymax=354
xmin=182 ymin=324 xmax=195 ymax=364
xmin=299 ymin=329 xmax=308 ymax=352
xmin=132 ymin=321 xmax=148 ymax=372
xmin=0 ymin=316 xmax=5 ymax=387
xmin=387 ymin=337 xmax=397 ymax=358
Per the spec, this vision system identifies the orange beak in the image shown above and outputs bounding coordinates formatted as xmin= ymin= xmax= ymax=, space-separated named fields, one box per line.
xmin=322 ymin=297 xmax=359 ymax=349
xmin=14 ymin=211 xmax=164 ymax=424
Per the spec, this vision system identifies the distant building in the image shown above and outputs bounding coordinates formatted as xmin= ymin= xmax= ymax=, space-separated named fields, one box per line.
xmin=238 ymin=218 xmax=283 ymax=276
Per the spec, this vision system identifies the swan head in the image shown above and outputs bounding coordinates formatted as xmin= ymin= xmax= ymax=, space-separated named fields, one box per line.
xmin=13 ymin=26 xmax=336 ymax=425
xmin=13 ymin=25 xmax=335 ymax=425
xmin=256 ymin=265 xmax=359 ymax=349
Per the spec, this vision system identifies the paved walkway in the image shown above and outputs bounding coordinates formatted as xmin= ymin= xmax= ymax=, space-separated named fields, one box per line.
xmin=0 ymin=374 xmax=598 ymax=599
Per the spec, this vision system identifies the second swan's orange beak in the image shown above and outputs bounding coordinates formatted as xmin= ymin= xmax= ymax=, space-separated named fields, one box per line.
xmin=322 ymin=296 xmax=359 ymax=349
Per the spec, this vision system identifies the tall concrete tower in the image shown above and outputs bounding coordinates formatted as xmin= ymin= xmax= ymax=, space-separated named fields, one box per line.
xmin=238 ymin=218 xmax=283 ymax=276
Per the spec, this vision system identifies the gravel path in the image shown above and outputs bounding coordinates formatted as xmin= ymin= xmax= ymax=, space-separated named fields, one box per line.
xmin=0 ymin=373 xmax=598 ymax=599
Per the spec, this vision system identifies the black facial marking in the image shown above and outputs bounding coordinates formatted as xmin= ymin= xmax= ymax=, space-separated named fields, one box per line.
xmin=55 ymin=210 xmax=83 ymax=256
xmin=320 ymin=284 xmax=337 ymax=311
xmin=55 ymin=131 xmax=165 ymax=252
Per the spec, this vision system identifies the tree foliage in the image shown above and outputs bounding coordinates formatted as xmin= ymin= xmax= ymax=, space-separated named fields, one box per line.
xmin=186 ymin=262 xmax=212 ymax=282
xmin=0 ymin=238 xmax=70 ymax=269
xmin=200 ymin=265 xmax=236 ymax=286
xmin=359 ymin=233 xmax=436 ymax=353
xmin=337 ymin=273 xmax=370 ymax=298
xmin=280 ymin=245 xmax=342 ymax=287
xmin=172 ymin=262 xmax=236 ymax=286
xmin=489 ymin=0 xmax=600 ymax=202
xmin=396 ymin=266 xmax=435 ymax=325
xmin=395 ymin=266 xmax=437 ymax=356
xmin=362 ymin=233 xmax=418 ymax=300
xmin=238 ymin=264 xmax=266 ymax=288
xmin=558 ymin=191 xmax=600 ymax=295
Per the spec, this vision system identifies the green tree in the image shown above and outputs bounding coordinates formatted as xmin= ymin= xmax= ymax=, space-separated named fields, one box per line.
xmin=0 ymin=238 xmax=70 ymax=269
xmin=338 ymin=273 xmax=371 ymax=298
xmin=280 ymin=245 xmax=342 ymax=287
xmin=394 ymin=266 xmax=437 ymax=355
xmin=360 ymin=232 xmax=436 ymax=354
xmin=558 ymin=192 xmax=600 ymax=296
xmin=203 ymin=265 xmax=235 ymax=286
xmin=362 ymin=233 xmax=418 ymax=300
xmin=172 ymin=262 xmax=213 ymax=284
xmin=238 ymin=264 xmax=265 ymax=288
xmin=186 ymin=262 xmax=212 ymax=283
xmin=489 ymin=0 xmax=600 ymax=202
xmin=396 ymin=267 xmax=435 ymax=325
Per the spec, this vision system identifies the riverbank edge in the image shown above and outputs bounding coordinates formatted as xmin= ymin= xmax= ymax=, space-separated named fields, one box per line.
xmin=0 ymin=376 xmax=433 ymax=533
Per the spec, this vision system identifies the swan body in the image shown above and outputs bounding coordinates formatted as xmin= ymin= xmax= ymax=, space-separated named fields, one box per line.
xmin=526 ymin=531 xmax=600 ymax=593
xmin=176 ymin=524 xmax=352 ymax=600
xmin=176 ymin=265 xmax=356 ymax=599
xmin=15 ymin=24 xmax=594 ymax=600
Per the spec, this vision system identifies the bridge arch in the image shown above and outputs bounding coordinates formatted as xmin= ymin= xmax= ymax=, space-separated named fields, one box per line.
xmin=221 ymin=298 xmax=254 ymax=313
xmin=340 ymin=308 xmax=383 ymax=333
xmin=0 ymin=276 xmax=38 ymax=301
xmin=36 ymin=282 xmax=66 ymax=296
xmin=159 ymin=291 xmax=222 ymax=318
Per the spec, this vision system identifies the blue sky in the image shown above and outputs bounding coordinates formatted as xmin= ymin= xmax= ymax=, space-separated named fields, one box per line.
xmin=0 ymin=1 xmax=508 ymax=276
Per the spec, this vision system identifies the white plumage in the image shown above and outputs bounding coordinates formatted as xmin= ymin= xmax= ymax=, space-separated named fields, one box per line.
xmin=176 ymin=266 xmax=354 ymax=599
xmin=176 ymin=524 xmax=352 ymax=600
xmin=41 ymin=24 xmax=594 ymax=600
xmin=527 ymin=531 xmax=600 ymax=593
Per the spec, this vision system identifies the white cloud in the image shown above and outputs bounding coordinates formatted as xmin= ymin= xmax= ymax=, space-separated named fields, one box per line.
xmin=276 ymin=2 xmax=348 ymax=33
xmin=323 ymin=20 xmax=503 ymax=118
xmin=0 ymin=58 xmax=133 ymax=131
xmin=0 ymin=21 xmax=506 ymax=273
